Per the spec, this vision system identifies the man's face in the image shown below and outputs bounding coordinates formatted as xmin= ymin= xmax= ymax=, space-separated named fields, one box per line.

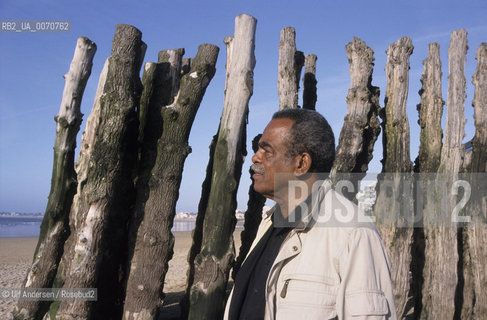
xmin=251 ymin=118 xmax=297 ymax=200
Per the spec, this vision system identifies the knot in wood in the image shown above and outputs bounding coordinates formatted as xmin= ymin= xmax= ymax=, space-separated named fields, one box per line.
xmin=194 ymin=254 xmax=219 ymax=289
xmin=57 ymin=116 xmax=69 ymax=128
xmin=226 ymin=177 xmax=237 ymax=191
xmin=164 ymin=108 xmax=179 ymax=122
xmin=144 ymin=233 xmax=158 ymax=246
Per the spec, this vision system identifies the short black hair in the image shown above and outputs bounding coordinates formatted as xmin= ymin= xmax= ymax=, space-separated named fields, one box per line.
xmin=272 ymin=108 xmax=335 ymax=173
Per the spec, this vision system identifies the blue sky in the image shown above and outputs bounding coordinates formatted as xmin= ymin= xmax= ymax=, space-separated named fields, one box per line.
xmin=0 ymin=0 xmax=486 ymax=213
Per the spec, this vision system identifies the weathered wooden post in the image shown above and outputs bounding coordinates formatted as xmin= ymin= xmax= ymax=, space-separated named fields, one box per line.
xmin=186 ymin=14 xmax=257 ymax=320
xmin=278 ymin=27 xmax=304 ymax=109
xmin=460 ymin=42 xmax=487 ymax=320
xmin=137 ymin=62 xmax=158 ymax=145
xmin=56 ymin=24 xmax=145 ymax=320
xmin=13 ymin=37 xmax=96 ymax=320
xmin=411 ymin=42 xmax=444 ymax=318
xmin=374 ymin=37 xmax=414 ymax=317
xmin=123 ymin=44 xmax=219 ymax=320
xmin=421 ymin=29 xmax=468 ymax=320
xmin=414 ymin=43 xmax=444 ymax=173
xmin=302 ymin=54 xmax=317 ymax=110
xmin=232 ymin=134 xmax=266 ymax=280
xmin=331 ymin=37 xmax=381 ymax=200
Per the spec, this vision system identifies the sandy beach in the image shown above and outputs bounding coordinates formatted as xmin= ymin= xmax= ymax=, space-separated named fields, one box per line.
xmin=0 ymin=231 xmax=242 ymax=319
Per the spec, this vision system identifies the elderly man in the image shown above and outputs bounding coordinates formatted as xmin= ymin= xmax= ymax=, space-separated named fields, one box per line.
xmin=224 ymin=108 xmax=396 ymax=319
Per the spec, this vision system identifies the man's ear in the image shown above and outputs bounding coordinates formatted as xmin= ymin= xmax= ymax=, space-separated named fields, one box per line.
xmin=294 ymin=152 xmax=312 ymax=177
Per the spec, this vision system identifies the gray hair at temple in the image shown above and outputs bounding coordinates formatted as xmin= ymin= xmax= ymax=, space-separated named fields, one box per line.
xmin=272 ymin=108 xmax=335 ymax=173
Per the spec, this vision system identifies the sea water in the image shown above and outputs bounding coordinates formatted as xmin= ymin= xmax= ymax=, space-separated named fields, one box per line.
xmin=0 ymin=216 xmax=244 ymax=238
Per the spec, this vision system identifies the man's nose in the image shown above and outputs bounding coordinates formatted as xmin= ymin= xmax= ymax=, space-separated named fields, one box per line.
xmin=251 ymin=150 xmax=260 ymax=164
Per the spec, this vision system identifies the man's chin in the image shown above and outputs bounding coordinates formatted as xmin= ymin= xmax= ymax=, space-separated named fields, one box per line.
xmin=252 ymin=184 xmax=273 ymax=199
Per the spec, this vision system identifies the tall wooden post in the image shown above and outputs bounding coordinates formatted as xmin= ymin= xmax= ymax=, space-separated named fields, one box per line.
xmin=56 ymin=24 xmax=145 ymax=320
xmin=302 ymin=54 xmax=317 ymax=110
xmin=232 ymin=134 xmax=266 ymax=280
xmin=13 ymin=37 xmax=96 ymax=320
xmin=278 ymin=27 xmax=303 ymax=109
xmin=331 ymin=37 xmax=381 ymax=200
xmin=123 ymin=44 xmax=219 ymax=320
xmin=411 ymin=42 xmax=444 ymax=318
xmin=460 ymin=42 xmax=487 ymax=320
xmin=415 ymin=43 xmax=444 ymax=173
xmin=421 ymin=29 xmax=468 ymax=320
xmin=374 ymin=37 xmax=414 ymax=317
xmin=187 ymin=14 xmax=257 ymax=320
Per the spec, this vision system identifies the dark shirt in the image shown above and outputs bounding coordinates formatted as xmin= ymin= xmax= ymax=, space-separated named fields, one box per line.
xmin=229 ymin=223 xmax=292 ymax=320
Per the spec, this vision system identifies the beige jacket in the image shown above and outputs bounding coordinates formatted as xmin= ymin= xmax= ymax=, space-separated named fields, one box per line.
xmin=224 ymin=180 xmax=397 ymax=319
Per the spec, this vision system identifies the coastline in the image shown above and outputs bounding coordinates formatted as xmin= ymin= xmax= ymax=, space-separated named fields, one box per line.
xmin=0 ymin=231 xmax=242 ymax=319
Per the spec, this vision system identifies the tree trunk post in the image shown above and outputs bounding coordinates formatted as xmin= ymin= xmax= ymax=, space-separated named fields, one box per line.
xmin=460 ymin=42 xmax=487 ymax=320
xmin=56 ymin=24 xmax=145 ymax=320
xmin=374 ymin=37 xmax=414 ymax=317
xmin=137 ymin=62 xmax=158 ymax=146
xmin=12 ymin=37 xmax=96 ymax=320
xmin=187 ymin=14 xmax=257 ymax=320
xmin=421 ymin=29 xmax=468 ymax=320
xmin=331 ymin=37 xmax=381 ymax=201
xmin=278 ymin=27 xmax=301 ymax=110
xmin=123 ymin=44 xmax=219 ymax=320
xmin=411 ymin=42 xmax=444 ymax=318
xmin=415 ymin=43 xmax=444 ymax=173
xmin=232 ymin=134 xmax=266 ymax=280
xmin=302 ymin=54 xmax=317 ymax=110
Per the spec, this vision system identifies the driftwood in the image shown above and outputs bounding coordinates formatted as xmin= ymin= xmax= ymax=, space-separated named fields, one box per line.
xmin=331 ymin=37 xmax=381 ymax=200
xmin=187 ymin=14 xmax=257 ymax=320
xmin=460 ymin=42 xmax=487 ymax=320
xmin=278 ymin=27 xmax=303 ymax=109
xmin=123 ymin=44 xmax=219 ymax=320
xmin=375 ymin=37 xmax=414 ymax=317
xmin=13 ymin=37 xmax=96 ymax=320
xmin=421 ymin=29 xmax=468 ymax=320
xmin=302 ymin=54 xmax=317 ymax=110
xmin=56 ymin=24 xmax=145 ymax=320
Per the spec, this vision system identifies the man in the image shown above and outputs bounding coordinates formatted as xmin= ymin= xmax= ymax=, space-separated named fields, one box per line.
xmin=224 ymin=108 xmax=396 ymax=319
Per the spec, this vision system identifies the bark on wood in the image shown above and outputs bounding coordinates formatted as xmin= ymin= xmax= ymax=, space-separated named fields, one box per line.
xmin=421 ymin=29 xmax=468 ymax=320
xmin=123 ymin=44 xmax=219 ymax=320
xmin=410 ymin=42 xmax=444 ymax=318
xmin=278 ymin=27 xmax=301 ymax=110
xmin=374 ymin=37 xmax=414 ymax=317
xmin=232 ymin=134 xmax=266 ymax=280
xmin=302 ymin=54 xmax=317 ymax=110
xmin=56 ymin=24 xmax=145 ymax=320
xmin=461 ymin=42 xmax=487 ymax=320
xmin=13 ymin=37 xmax=96 ymax=320
xmin=331 ymin=37 xmax=381 ymax=201
xmin=187 ymin=14 xmax=256 ymax=320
